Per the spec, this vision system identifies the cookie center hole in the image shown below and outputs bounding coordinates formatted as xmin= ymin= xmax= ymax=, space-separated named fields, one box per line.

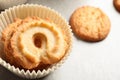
xmin=33 ymin=33 xmax=42 ymax=48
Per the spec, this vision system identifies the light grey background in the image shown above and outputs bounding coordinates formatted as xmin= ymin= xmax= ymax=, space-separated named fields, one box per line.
xmin=0 ymin=0 xmax=120 ymax=80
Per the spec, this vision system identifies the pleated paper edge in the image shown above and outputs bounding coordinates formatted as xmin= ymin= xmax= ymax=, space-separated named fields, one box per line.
xmin=0 ymin=4 xmax=73 ymax=79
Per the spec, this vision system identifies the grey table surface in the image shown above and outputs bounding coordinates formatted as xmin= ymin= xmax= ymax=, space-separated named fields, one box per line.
xmin=0 ymin=0 xmax=120 ymax=80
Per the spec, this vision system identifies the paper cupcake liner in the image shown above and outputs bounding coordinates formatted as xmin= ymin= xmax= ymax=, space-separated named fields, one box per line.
xmin=0 ymin=4 xmax=73 ymax=79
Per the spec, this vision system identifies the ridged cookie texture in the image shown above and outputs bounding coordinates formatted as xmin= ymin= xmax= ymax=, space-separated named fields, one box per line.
xmin=1 ymin=17 xmax=68 ymax=69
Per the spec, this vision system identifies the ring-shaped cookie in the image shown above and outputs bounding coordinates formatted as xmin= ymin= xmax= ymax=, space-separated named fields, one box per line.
xmin=10 ymin=18 xmax=67 ymax=69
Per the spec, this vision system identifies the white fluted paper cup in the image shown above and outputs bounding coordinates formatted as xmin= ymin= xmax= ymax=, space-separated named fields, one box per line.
xmin=0 ymin=4 xmax=73 ymax=79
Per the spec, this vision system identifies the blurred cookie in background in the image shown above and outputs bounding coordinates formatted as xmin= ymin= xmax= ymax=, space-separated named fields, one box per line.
xmin=0 ymin=0 xmax=27 ymax=10
xmin=113 ymin=0 xmax=120 ymax=12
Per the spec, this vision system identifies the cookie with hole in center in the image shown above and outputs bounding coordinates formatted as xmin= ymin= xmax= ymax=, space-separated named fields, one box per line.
xmin=70 ymin=6 xmax=111 ymax=42
xmin=1 ymin=17 xmax=68 ymax=69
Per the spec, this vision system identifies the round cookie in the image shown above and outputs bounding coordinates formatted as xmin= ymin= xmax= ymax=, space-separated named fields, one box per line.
xmin=69 ymin=6 xmax=111 ymax=42
xmin=113 ymin=0 xmax=120 ymax=12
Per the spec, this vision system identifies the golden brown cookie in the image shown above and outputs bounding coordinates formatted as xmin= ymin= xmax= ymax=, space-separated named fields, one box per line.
xmin=1 ymin=17 xmax=68 ymax=69
xmin=70 ymin=6 xmax=111 ymax=42
xmin=113 ymin=0 xmax=120 ymax=12
xmin=1 ymin=18 xmax=22 ymax=67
